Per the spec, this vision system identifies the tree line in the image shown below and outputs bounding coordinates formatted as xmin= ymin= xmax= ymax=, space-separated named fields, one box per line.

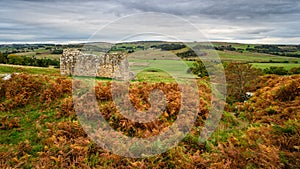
xmin=0 ymin=52 xmax=59 ymax=68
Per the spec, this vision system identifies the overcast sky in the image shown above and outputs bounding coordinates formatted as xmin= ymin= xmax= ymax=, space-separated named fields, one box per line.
xmin=0 ymin=0 xmax=300 ymax=44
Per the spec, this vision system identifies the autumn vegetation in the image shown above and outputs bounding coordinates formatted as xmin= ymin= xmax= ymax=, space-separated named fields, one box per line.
xmin=0 ymin=42 xmax=299 ymax=168
xmin=0 ymin=71 xmax=299 ymax=168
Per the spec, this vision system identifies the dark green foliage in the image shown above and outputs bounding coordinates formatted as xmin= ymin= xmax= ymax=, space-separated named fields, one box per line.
xmin=175 ymin=48 xmax=207 ymax=58
xmin=6 ymin=54 xmax=59 ymax=67
xmin=248 ymin=45 xmax=300 ymax=58
xmin=0 ymin=52 xmax=8 ymax=63
xmin=190 ymin=60 xmax=208 ymax=77
xmin=7 ymin=54 xmax=24 ymax=65
xmin=264 ymin=66 xmax=289 ymax=75
xmin=51 ymin=49 xmax=63 ymax=54
xmin=289 ymin=67 xmax=300 ymax=74
xmin=150 ymin=43 xmax=186 ymax=51
xmin=176 ymin=49 xmax=198 ymax=58
xmin=215 ymin=45 xmax=236 ymax=51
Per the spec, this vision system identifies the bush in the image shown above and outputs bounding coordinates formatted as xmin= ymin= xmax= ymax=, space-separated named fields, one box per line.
xmin=10 ymin=55 xmax=59 ymax=67
xmin=264 ymin=66 xmax=289 ymax=75
xmin=152 ymin=43 xmax=186 ymax=51
xmin=190 ymin=60 xmax=208 ymax=77
xmin=289 ymin=67 xmax=300 ymax=74
xmin=0 ymin=74 xmax=44 ymax=111
xmin=51 ymin=49 xmax=63 ymax=54
xmin=0 ymin=52 xmax=8 ymax=63
xmin=0 ymin=74 xmax=72 ymax=111
xmin=275 ymin=80 xmax=299 ymax=101
xmin=7 ymin=54 xmax=24 ymax=65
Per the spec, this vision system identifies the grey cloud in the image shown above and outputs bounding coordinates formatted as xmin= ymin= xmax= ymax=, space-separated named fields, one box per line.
xmin=246 ymin=28 xmax=274 ymax=35
xmin=0 ymin=0 xmax=299 ymax=43
xmin=118 ymin=0 xmax=300 ymax=19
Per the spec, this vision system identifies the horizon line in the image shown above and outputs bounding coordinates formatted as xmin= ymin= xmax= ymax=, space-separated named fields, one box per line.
xmin=0 ymin=40 xmax=299 ymax=46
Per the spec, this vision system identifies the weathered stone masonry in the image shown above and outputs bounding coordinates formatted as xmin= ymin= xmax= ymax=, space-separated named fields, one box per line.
xmin=60 ymin=49 xmax=134 ymax=80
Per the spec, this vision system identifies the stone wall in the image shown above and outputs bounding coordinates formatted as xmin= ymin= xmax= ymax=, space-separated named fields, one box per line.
xmin=60 ymin=49 xmax=134 ymax=80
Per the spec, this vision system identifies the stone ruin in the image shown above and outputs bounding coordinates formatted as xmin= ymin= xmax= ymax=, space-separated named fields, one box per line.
xmin=60 ymin=49 xmax=135 ymax=80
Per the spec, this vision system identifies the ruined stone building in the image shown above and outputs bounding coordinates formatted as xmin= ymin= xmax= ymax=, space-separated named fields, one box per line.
xmin=60 ymin=49 xmax=134 ymax=80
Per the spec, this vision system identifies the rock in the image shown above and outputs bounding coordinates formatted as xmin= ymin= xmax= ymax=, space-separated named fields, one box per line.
xmin=2 ymin=74 xmax=11 ymax=81
xmin=245 ymin=92 xmax=253 ymax=99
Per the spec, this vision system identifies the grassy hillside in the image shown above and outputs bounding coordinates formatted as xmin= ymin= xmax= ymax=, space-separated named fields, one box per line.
xmin=0 ymin=73 xmax=299 ymax=168
xmin=0 ymin=42 xmax=300 ymax=168
xmin=0 ymin=64 xmax=59 ymax=75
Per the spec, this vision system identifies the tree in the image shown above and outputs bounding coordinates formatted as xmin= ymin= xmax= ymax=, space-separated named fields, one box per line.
xmin=0 ymin=52 xmax=8 ymax=63
xmin=7 ymin=54 xmax=24 ymax=65
xmin=51 ymin=49 xmax=63 ymax=54
xmin=225 ymin=63 xmax=262 ymax=102
xmin=190 ymin=60 xmax=208 ymax=77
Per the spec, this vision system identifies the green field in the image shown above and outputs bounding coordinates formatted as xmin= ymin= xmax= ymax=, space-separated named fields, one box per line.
xmin=0 ymin=64 xmax=59 ymax=75
xmin=251 ymin=63 xmax=300 ymax=70
xmin=129 ymin=59 xmax=196 ymax=82
xmin=217 ymin=50 xmax=300 ymax=62
xmin=14 ymin=52 xmax=61 ymax=60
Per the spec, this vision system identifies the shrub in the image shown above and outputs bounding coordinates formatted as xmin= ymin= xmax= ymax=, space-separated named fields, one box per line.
xmin=289 ymin=67 xmax=300 ymax=74
xmin=225 ymin=63 xmax=262 ymax=102
xmin=190 ymin=60 xmax=208 ymax=77
xmin=264 ymin=66 xmax=289 ymax=75
xmin=0 ymin=74 xmax=72 ymax=111
xmin=0 ymin=74 xmax=44 ymax=111
xmin=275 ymin=80 xmax=299 ymax=101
